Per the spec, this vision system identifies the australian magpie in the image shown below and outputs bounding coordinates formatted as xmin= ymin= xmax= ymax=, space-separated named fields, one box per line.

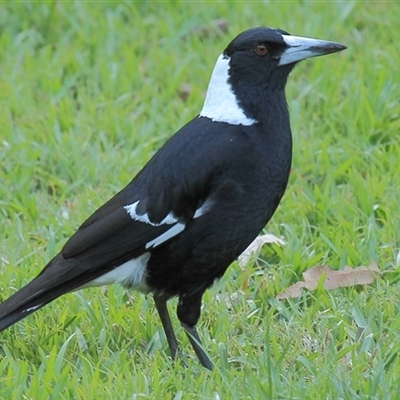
xmin=0 ymin=27 xmax=345 ymax=370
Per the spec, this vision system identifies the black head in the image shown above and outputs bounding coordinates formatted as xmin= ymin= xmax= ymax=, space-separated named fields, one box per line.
xmin=229 ymin=27 xmax=345 ymax=88
xmin=200 ymin=27 xmax=346 ymax=125
xmin=224 ymin=27 xmax=290 ymax=59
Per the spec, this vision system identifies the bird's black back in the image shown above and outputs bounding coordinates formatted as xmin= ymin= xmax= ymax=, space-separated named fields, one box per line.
xmin=138 ymin=114 xmax=292 ymax=297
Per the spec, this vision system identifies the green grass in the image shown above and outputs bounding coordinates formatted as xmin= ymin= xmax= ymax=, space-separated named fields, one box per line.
xmin=0 ymin=1 xmax=399 ymax=399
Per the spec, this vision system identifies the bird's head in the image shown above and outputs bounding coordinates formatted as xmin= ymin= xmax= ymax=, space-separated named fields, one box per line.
xmin=200 ymin=27 xmax=346 ymax=125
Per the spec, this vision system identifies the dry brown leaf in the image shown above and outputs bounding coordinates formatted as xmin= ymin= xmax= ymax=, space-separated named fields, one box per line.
xmin=276 ymin=261 xmax=381 ymax=299
xmin=189 ymin=19 xmax=229 ymax=39
xmin=238 ymin=233 xmax=286 ymax=267
xmin=179 ymin=83 xmax=192 ymax=102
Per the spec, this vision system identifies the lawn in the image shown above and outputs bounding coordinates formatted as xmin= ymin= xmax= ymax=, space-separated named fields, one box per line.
xmin=0 ymin=1 xmax=399 ymax=399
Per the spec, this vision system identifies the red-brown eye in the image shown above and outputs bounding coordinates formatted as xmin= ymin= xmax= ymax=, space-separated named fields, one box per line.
xmin=254 ymin=44 xmax=269 ymax=56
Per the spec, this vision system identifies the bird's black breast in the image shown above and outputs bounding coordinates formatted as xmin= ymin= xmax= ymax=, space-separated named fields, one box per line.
xmin=144 ymin=116 xmax=292 ymax=297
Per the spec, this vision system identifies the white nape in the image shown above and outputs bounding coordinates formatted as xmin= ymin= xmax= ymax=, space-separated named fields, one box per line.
xmin=85 ymin=253 xmax=150 ymax=290
xmin=124 ymin=201 xmax=177 ymax=226
xmin=199 ymin=54 xmax=257 ymax=126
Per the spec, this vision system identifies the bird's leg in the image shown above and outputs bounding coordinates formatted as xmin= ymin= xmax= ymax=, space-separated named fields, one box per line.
xmin=153 ymin=294 xmax=182 ymax=364
xmin=181 ymin=322 xmax=213 ymax=370
xmin=177 ymin=290 xmax=213 ymax=370
xmin=153 ymin=294 xmax=179 ymax=360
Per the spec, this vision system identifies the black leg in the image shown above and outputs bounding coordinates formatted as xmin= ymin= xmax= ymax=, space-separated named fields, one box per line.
xmin=177 ymin=290 xmax=213 ymax=370
xmin=181 ymin=322 xmax=213 ymax=370
xmin=153 ymin=294 xmax=180 ymax=363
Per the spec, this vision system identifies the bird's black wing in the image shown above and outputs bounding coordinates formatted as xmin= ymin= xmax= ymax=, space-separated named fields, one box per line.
xmin=59 ymin=119 xmax=222 ymax=273
xmin=0 ymin=117 xmax=244 ymax=331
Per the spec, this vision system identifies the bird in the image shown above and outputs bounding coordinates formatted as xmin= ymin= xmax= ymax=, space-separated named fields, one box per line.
xmin=0 ymin=27 xmax=346 ymax=370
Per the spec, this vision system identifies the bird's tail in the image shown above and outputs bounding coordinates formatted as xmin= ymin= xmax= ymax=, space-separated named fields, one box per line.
xmin=0 ymin=254 xmax=93 ymax=333
xmin=0 ymin=276 xmax=59 ymax=332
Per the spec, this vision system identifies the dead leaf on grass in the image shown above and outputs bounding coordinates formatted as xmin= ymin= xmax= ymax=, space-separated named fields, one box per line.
xmin=179 ymin=83 xmax=191 ymax=102
xmin=276 ymin=261 xmax=381 ymax=299
xmin=188 ymin=19 xmax=229 ymax=39
xmin=238 ymin=233 xmax=286 ymax=267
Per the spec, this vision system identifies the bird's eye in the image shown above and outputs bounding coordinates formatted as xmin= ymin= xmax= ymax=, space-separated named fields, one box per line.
xmin=254 ymin=44 xmax=269 ymax=56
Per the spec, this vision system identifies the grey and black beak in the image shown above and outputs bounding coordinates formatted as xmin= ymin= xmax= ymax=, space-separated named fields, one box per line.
xmin=278 ymin=34 xmax=347 ymax=66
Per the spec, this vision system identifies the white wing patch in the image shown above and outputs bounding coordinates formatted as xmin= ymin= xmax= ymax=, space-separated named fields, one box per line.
xmin=193 ymin=198 xmax=214 ymax=219
xmin=81 ymin=199 xmax=216 ymax=291
xmin=124 ymin=201 xmax=177 ymax=225
xmin=85 ymin=253 xmax=150 ymax=291
xmin=124 ymin=197 xmax=214 ymax=250
xmin=145 ymin=222 xmax=185 ymax=249
xmin=199 ymin=54 xmax=257 ymax=126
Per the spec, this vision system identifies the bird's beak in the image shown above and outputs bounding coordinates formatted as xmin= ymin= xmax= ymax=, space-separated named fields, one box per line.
xmin=278 ymin=34 xmax=346 ymax=66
